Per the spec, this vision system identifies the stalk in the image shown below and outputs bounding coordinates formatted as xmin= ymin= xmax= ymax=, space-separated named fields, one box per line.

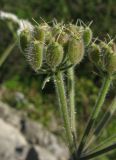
xmin=86 ymin=135 xmax=116 ymax=154
xmin=54 ymin=71 xmax=73 ymax=151
xmin=80 ymin=143 xmax=116 ymax=160
xmin=84 ymin=97 xmax=116 ymax=151
xmin=67 ymin=67 xmax=76 ymax=134
xmin=77 ymin=75 xmax=112 ymax=156
xmin=0 ymin=41 xmax=16 ymax=67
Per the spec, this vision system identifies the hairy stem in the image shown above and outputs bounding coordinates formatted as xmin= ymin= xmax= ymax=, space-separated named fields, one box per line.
xmin=67 ymin=67 xmax=76 ymax=134
xmin=77 ymin=75 xmax=112 ymax=156
xmin=54 ymin=71 xmax=73 ymax=151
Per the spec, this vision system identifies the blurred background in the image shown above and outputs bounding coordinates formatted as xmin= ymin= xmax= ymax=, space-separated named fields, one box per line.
xmin=0 ymin=0 xmax=116 ymax=160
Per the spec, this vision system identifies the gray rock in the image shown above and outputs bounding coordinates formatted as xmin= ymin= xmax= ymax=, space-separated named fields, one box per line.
xmin=22 ymin=119 xmax=69 ymax=160
xmin=0 ymin=101 xmax=69 ymax=160
xmin=0 ymin=118 xmax=28 ymax=160
xmin=0 ymin=101 xmax=23 ymax=129
xmin=26 ymin=146 xmax=57 ymax=160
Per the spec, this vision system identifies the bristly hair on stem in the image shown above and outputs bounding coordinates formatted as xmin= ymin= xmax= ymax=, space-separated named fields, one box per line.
xmin=54 ymin=71 xmax=73 ymax=151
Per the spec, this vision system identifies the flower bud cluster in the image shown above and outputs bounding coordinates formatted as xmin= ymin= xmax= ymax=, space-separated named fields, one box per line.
xmin=19 ymin=21 xmax=92 ymax=73
xmin=89 ymin=40 xmax=116 ymax=75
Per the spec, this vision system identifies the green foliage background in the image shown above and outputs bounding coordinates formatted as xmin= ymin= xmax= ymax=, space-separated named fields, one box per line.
xmin=0 ymin=0 xmax=116 ymax=159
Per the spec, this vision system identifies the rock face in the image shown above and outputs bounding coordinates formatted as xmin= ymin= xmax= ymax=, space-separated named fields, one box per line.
xmin=0 ymin=102 xmax=69 ymax=160
xmin=26 ymin=146 xmax=58 ymax=160
xmin=22 ymin=119 xmax=68 ymax=160
xmin=0 ymin=119 xmax=28 ymax=160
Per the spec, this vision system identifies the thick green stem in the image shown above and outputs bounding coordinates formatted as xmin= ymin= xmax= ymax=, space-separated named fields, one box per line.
xmin=54 ymin=71 xmax=73 ymax=150
xmin=77 ymin=75 xmax=112 ymax=156
xmin=67 ymin=67 xmax=76 ymax=134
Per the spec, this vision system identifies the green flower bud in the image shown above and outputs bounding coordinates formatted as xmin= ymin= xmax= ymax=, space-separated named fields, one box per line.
xmin=45 ymin=28 xmax=53 ymax=44
xmin=100 ymin=41 xmax=113 ymax=54
xmin=68 ymin=24 xmax=83 ymax=40
xmin=68 ymin=24 xmax=83 ymax=34
xmin=100 ymin=42 xmax=114 ymax=69
xmin=46 ymin=42 xmax=64 ymax=68
xmin=83 ymin=27 xmax=92 ymax=46
xmin=33 ymin=25 xmax=45 ymax=42
xmin=92 ymin=41 xmax=116 ymax=74
xmin=19 ymin=28 xmax=32 ymax=53
xmin=34 ymin=24 xmax=53 ymax=44
xmin=67 ymin=38 xmax=85 ymax=65
xmin=68 ymin=24 xmax=77 ymax=34
xmin=52 ymin=23 xmax=62 ymax=36
xmin=57 ymin=32 xmax=69 ymax=46
xmin=89 ymin=43 xmax=101 ymax=64
xmin=106 ymin=43 xmax=116 ymax=74
xmin=107 ymin=53 xmax=116 ymax=74
xmin=26 ymin=40 xmax=43 ymax=72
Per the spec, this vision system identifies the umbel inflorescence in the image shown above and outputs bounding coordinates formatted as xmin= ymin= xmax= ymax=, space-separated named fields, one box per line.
xmin=19 ymin=21 xmax=92 ymax=74
xmin=89 ymin=39 xmax=116 ymax=75
xmin=18 ymin=20 xmax=116 ymax=160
